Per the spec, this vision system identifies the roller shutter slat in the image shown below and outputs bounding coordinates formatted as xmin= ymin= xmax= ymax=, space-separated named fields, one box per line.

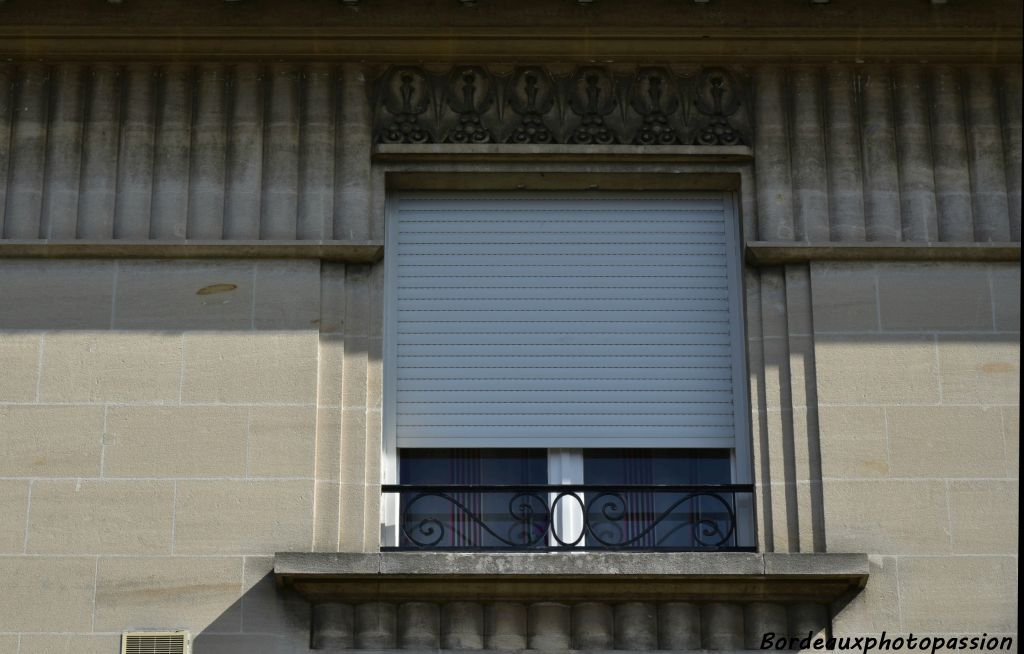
xmin=398 ymin=322 xmax=729 ymax=335
xmin=398 ymin=199 xmax=726 ymax=211
xmin=398 ymin=425 xmax=735 ymax=438
xmin=398 ymin=332 xmax=731 ymax=346
xmin=398 ymin=344 xmax=733 ymax=357
xmin=398 ymin=264 xmax=727 ymax=276
xmin=398 ymin=254 xmax=726 ymax=266
xmin=399 ymin=286 xmax=727 ymax=300
xmin=397 ymin=378 xmax=735 ymax=392
xmin=397 ymin=366 xmax=733 ymax=381
xmin=398 ymin=300 xmax=729 ymax=312
xmin=396 ymin=389 xmax=733 ymax=402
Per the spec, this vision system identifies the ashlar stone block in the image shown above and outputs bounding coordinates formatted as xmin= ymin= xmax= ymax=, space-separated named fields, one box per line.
xmin=94 ymin=556 xmax=243 ymax=632
xmin=0 ymin=557 xmax=96 ymax=631
xmin=26 ymin=479 xmax=174 ymax=555
xmin=0 ymin=405 xmax=103 ymax=477
xmin=823 ymin=480 xmax=951 ymax=554
xmin=39 ymin=331 xmax=181 ymax=402
xmin=104 ymin=406 xmax=248 ymax=478
xmin=887 ymin=405 xmax=1005 ymax=478
xmin=173 ymin=479 xmax=314 ymax=554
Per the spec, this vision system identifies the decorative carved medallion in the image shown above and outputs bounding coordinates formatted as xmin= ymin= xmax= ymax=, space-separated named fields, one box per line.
xmin=506 ymin=67 xmax=556 ymax=144
xmin=567 ymin=67 xmax=618 ymax=145
xmin=377 ymin=67 xmax=433 ymax=144
xmin=631 ymin=67 xmax=682 ymax=145
xmin=444 ymin=66 xmax=494 ymax=144
xmin=692 ymin=67 xmax=744 ymax=145
xmin=372 ymin=65 xmax=750 ymax=146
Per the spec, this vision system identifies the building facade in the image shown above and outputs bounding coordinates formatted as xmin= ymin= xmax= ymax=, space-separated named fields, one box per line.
xmin=0 ymin=1 xmax=1019 ymax=652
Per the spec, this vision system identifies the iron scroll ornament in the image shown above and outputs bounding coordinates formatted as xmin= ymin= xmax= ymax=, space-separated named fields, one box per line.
xmin=371 ymin=66 xmax=750 ymax=146
xmin=399 ymin=490 xmax=551 ymax=548
xmin=387 ymin=484 xmax=752 ymax=551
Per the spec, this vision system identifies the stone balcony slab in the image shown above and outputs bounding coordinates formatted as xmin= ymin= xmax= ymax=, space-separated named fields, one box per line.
xmin=275 ymin=551 xmax=868 ymax=604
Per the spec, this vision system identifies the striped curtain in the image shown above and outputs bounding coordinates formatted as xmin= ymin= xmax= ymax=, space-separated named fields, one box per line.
xmin=623 ymin=450 xmax=656 ymax=547
xmin=450 ymin=449 xmax=483 ymax=547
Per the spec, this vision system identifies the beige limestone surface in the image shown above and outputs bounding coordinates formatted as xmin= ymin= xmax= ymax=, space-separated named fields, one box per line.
xmin=815 ymin=262 xmax=1019 ymax=641
xmin=0 ymin=258 xmax=379 ymax=652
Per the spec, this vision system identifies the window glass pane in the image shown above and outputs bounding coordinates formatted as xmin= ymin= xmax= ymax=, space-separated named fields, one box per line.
xmin=582 ymin=449 xmax=737 ymax=549
xmin=398 ymin=449 xmax=547 ymax=549
xmin=582 ymin=448 xmax=731 ymax=485
xmin=399 ymin=448 xmax=547 ymax=484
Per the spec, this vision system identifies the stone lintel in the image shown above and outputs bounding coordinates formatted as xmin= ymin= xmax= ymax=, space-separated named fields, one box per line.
xmin=374 ymin=145 xmax=754 ymax=164
xmin=386 ymin=171 xmax=743 ymax=192
xmin=274 ymin=552 xmax=868 ymax=604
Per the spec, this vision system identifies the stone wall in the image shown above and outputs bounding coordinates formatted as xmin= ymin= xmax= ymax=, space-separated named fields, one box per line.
xmin=1 ymin=251 xmax=1016 ymax=653
xmin=812 ymin=262 xmax=1019 ymax=642
xmin=0 ymin=258 xmax=384 ymax=653
xmin=0 ymin=24 xmax=1018 ymax=653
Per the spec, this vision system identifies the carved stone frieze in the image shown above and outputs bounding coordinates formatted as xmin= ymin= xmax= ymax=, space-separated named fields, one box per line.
xmin=371 ymin=65 xmax=751 ymax=146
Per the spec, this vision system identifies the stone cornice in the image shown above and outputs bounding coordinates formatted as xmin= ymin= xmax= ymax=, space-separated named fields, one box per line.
xmin=1 ymin=27 xmax=1020 ymax=62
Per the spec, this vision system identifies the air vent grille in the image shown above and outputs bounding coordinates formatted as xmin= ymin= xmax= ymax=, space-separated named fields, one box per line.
xmin=121 ymin=631 xmax=190 ymax=654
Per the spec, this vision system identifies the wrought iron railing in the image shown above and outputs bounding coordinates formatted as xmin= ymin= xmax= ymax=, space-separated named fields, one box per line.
xmin=382 ymin=484 xmax=754 ymax=552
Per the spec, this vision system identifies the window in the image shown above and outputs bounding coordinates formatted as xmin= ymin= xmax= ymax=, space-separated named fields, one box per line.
xmin=382 ymin=192 xmax=752 ymax=550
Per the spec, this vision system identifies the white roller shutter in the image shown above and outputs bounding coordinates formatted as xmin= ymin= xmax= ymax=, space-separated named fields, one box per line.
xmin=385 ymin=193 xmax=745 ymax=449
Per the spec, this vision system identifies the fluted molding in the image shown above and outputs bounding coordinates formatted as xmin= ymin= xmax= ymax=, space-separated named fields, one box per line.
xmin=301 ymin=598 xmax=836 ymax=651
xmin=0 ymin=61 xmax=1018 ymax=248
